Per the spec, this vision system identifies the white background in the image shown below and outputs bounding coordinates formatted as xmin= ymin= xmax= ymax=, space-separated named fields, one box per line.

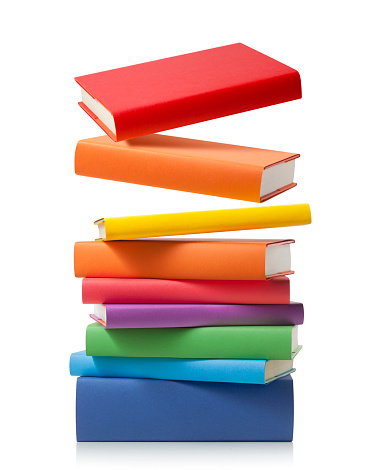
xmin=2 ymin=1 xmax=366 ymax=468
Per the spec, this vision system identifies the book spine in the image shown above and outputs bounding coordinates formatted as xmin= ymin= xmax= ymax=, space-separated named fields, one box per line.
xmin=113 ymin=72 xmax=301 ymax=141
xmin=76 ymin=376 xmax=294 ymax=441
xmin=103 ymin=204 xmax=311 ymax=240
xmin=100 ymin=303 xmax=304 ymax=328
xmin=74 ymin=240 xmax=269 ymax=280
xmin=86 ymin=323 xmax=295 ymax=360
xmin=75 ymin=140 xmax=264 ymax=202
xmin=82 ymin=277 xmax=290 ymax=304
xmin=70 ymin=351 xmax=268 ymax=384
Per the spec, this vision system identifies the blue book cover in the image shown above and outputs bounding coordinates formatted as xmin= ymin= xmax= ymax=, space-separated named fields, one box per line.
xmin=76 ymin=376 xmax=294 ymax=441
xmin=70 ymin=351 xmax=295 ymax=384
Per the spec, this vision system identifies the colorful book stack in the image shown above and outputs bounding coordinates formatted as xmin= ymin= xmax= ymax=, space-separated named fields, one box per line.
xmin=70 ymin=43 xmax=311 ymax=442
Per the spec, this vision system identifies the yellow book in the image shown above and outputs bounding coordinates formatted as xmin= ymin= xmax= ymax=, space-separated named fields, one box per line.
xmin=95 ymin=204 xmax=311 ymax=241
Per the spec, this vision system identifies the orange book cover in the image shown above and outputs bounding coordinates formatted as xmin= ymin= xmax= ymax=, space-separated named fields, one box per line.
xmin=75 ymin=134 xmax=299 ymax=202
xmin=74 ymin=239 xmax=294 ymax=281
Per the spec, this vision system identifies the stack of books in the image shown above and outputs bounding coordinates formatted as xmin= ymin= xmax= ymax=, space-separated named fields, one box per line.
xmin=70 ymin=43 xmax=310 ymax=442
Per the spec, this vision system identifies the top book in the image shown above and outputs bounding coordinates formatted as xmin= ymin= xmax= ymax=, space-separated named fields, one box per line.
xmin=75 ymin=43 xmax=302 ymax=141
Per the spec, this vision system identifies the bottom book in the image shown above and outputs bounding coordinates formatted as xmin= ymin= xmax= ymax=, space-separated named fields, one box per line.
xmin=76 ymin=376 xmax=294 ymax=441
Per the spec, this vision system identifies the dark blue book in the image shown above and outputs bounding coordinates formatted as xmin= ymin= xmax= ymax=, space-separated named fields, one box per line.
xmin=76 ymin=376 xmax=293 ymax=441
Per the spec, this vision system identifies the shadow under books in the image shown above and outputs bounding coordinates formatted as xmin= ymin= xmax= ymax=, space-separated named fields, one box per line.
xmin=76 ymin=441 xmax=293 ymax=464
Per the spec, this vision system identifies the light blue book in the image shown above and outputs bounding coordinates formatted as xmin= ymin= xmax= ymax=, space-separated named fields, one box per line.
xmin=70 ymin=351 xmax=295 ymax=384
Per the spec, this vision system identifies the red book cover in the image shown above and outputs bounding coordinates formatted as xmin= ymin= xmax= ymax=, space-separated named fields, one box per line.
xmin=82 ymin=277 xmax=290 ymax=305
xmin=75 ymin=43 xmax=302 ymax=141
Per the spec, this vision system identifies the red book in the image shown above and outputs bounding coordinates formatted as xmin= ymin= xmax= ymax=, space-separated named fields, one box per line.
xmin=82 ymin=277 xmax=290 ymax=305
xmin=75 ymin=43 xmax=302 ymax=141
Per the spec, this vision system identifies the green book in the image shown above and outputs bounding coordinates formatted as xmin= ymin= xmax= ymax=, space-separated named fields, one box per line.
xmin=86 ymin=323 xmax=301 ymax=360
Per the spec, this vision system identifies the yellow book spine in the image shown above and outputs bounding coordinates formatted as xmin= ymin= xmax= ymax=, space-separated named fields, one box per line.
xmin=96 ymin=204 xmax=311 ymax=240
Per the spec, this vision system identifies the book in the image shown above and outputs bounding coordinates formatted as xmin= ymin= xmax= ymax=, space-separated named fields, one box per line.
xmin=76 ymin=376 xmax=294 ymax=441
xmin=82 ymin=277 xmax=290 ymax=305
xmin=74 ymin=239 xmax=294 ymax=280
xmin=91 ymin=302 xmax=304 ymax=329
xmin=70 ymin=351 xmax=295 ymax=384
xmin=75 ymin=134 xmax=299 ymax=202
xmin=86 ymin=322 xmax=300 ymax=360
xmin=75 ymin=43 xmax=301 ymax=142
xmin=95 ymin=204 xmax=311 ymax=240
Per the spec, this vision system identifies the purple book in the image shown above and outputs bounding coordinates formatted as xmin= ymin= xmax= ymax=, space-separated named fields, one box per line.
xmin=90 ymin=302 xmax=304 ymax=329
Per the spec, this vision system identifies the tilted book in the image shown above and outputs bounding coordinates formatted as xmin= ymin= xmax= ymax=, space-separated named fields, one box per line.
xmin=75 ymin=134 xmax=299 ymax=202
xmin=91 ymin=302 xmax=304 ymax=329
xmin=76 ymin=376 xmax=294 ymax=441
xmin=86 ymin=322 xmax=301 ymax=360
xmin=74 ymin=239 xmax=294 ymax=280
xmin=70 ymin=351 xmax=295 ymax=384
xmin=75 ymin=43 xmax=301 ymax=141
xmin=82 ymin=277 xmax=290 ymax=305
xmin=95 ymin=204 xmax=311 ymax=240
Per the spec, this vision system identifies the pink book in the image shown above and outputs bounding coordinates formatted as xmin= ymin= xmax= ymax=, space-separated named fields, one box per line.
xmin=82 ymin=277 xmax=290 ymax=305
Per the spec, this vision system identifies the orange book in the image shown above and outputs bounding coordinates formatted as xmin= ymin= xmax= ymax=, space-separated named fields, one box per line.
xmin=75 ymin=134 xmax=299 ymax=202
xmin=74 ymin=239 xmax=294 ymax=281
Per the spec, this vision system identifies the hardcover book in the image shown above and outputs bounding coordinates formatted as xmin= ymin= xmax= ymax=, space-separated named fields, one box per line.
xmin=74 ymin=239 xmax=294 ymax=280
xmin=95 ymin=204 xmax=311 ymax=240
xmin=75 ymin=134 xmax=299 ymax=202
xmin=82 ymin=277 xmax=290 ymax=305
xmin=75 ymin=43 xmax=301 ymax=141
xmin=86 ymin=322 xmax=301 ymax=360
xmin=76 ymin=376 xmax=294 ymax=441
xmin=70 ymin=351 xmax=295 ymax=384
xmin=91 ymin=302 xmax=304 ymax=329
